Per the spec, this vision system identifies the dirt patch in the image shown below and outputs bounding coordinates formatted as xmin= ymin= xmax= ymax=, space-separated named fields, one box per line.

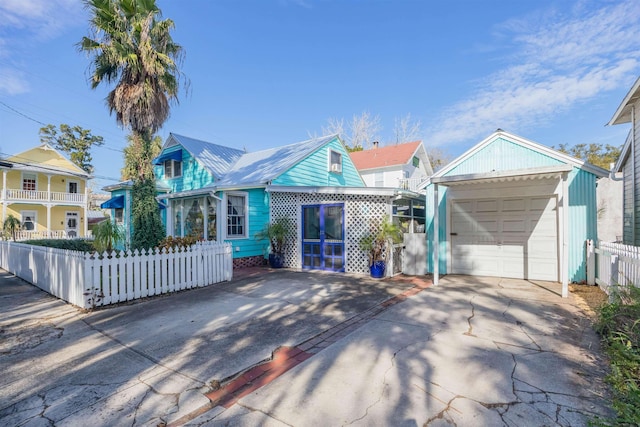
xmin=570 ymin=283 xmax=608 ymax=320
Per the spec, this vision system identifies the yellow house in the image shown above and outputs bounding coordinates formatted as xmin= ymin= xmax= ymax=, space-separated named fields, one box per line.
xmin=0 ymin=143 xmax=91 ymax=239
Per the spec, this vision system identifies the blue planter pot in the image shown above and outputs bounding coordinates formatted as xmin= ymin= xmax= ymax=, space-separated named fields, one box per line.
xmin=370 ymin=260 xmax=386 ymax=278
xmin=268 ymin=252 xmax=284 ymax=268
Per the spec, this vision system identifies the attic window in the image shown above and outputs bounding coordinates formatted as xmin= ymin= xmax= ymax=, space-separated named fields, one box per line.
xmin=412 ymin=156 xmax=420 ymax=167
xmin=164 ymin=159 xmax=182 ymax=179
xmin=329 ymin=150 xmax=342 ymax=173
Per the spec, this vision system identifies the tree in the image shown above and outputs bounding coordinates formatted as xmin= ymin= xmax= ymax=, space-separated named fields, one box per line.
xmin=93 ymin=219 xmax=124 ymax=253
xmin=79 ymin=0 xmax=187 ymax=249
xmin=323 ymin=112 xmax=382 ymax=151
xmin=393 ymin=114 xmax=422 ymax=144
xmin=39 ymin=124 xmax=104 ymax=174
xmin=121 ymin=134 xmax=162 ymax=180
xmin=427 ymin=147 xmax=453 ymax=172
xmin=556 ymin=143 xmax=621 ymax=170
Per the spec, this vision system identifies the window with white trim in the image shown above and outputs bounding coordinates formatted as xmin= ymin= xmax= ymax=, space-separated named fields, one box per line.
xmin=21 ymin=210 xmax=36 ymax=231
xmin=226 ymin=193 xmax=247 ymax=238
xmin=329 ymin=150 xmax=342 ymax=173
xmin=164 ymin=159 xmax=182 ymax=179
xmin=68 ymin=181 xmax=79 ymax=194
xmin=22 ymin=173 xmax=37 ymax=191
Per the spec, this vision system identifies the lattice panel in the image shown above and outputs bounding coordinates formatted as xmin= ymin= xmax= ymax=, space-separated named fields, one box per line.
xmin=270 ymin=191 xmax=392 ymax=273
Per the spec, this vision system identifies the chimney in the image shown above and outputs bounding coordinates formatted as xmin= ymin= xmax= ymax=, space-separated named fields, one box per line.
xmin=373 ymin=141 xmax=379 ymax=149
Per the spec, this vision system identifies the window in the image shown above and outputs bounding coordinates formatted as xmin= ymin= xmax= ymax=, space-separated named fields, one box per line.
xmin=412 ymin=156 xmax=420 ymax=167
xmin=21 ymin=211 xmax=36 ymax=231
xmin=114 ymin=208 xmax=124 ymax=224
xmin=22 ymin=173 xmax=36 ymax=191
xmin=227 ymin=193 xmax=247 ymax=238
xmin=329 ymin=150 xmax=342 ymax=173
xmin=68 ymin=181 xmax=79 ymax=194
xmin=164 ymin=159 xmax=182 ymax=179
xmin=374 ymin=172 xmax=384 ymax=187
xmin=207 ymin=196 xmax=217 ymax=241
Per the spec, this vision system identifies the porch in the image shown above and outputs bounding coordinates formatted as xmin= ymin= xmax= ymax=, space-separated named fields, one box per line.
xmin=2 ymin=189 xmax=86 ymax=204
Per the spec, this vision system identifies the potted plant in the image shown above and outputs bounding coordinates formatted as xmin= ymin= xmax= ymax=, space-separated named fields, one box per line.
xmin=359 ymin=216 xmax=403 ymax=278
xmin=255 ymin=217 xmax=293 ymax=268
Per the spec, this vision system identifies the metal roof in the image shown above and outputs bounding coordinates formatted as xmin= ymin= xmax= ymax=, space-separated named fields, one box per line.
xmin=168 ymin=133 xmax=245 ymax=179
xmin=216 ymin=134 xmax=339 ymax=186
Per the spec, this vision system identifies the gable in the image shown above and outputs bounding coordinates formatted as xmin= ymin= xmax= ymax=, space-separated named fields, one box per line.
xmin=444 ymin=136 xmax=564 ymax=177
xmin=154 ymin=146 xmax=215 ymax=193
xmin=435 ymin=131 xmax=608 ymax=179
xmin=8 ymin=144 xmax=88 ymax=176
xmin=272 ymin=137 xmax=365 ymax=187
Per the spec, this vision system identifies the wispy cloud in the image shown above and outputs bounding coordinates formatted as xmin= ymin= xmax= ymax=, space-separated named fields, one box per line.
xmin=0 ymin=0 xmax=84 ymax=95
xmin=427 ymin=0 xmax=640 ymax=147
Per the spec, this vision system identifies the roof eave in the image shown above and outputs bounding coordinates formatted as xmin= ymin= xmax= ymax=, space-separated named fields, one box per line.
xmin=609 ymin=76 xmax=640 ymax=126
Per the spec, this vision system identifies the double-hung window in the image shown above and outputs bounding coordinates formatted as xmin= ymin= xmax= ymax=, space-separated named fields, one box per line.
xmin=164 ymin=159 xmax=182 ymax=179
xmin=226 ymin=193 xmax=247 ymax=238
xmin=22 ymin=173 xmax=37 ymax=191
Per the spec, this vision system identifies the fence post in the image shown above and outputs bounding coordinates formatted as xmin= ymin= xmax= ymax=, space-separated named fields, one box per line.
xmin=586 ymin=239 xmax=595 ymax=285
xmin=610 ymin=254 xmax=619 ymax=295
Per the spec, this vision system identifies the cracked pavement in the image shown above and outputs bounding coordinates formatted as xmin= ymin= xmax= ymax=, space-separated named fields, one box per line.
xmin=0 ymin=270 xmax=613 ymax=426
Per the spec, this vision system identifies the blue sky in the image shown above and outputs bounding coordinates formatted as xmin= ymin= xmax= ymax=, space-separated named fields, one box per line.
xmin=1 ymin=0 xmax=639 ymax=191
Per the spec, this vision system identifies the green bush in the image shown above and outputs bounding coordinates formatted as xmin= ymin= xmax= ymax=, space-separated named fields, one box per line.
xmin=593 ymin=285 xmax=640 ymax=426
xmin=21 ymin=239 xmax=96 ymax=252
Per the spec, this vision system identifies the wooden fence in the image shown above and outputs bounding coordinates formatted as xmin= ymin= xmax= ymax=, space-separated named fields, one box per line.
xmin=0 ymin=241 xmax=233 ymax=309
xmin=587 ymin=240 xmax=640 ymax=293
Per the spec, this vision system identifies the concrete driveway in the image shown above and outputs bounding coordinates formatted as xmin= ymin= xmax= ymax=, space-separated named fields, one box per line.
xmin=0 ymin=269 xmax=612 ymax=426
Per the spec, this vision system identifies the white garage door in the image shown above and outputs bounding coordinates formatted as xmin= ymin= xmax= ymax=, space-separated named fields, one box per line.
xmin=450 ymin=196 xmax=558 ymax=281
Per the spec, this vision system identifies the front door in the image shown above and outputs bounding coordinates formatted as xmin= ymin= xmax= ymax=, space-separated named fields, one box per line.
xmin=66 ymin=212 xmax=79 ymax=238
xmin=302 ymin=204 xmax=345 ymax=272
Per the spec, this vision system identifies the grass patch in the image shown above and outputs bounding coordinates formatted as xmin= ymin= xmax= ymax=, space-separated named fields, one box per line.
xmin=593 ymin=285 xmax=640 ymax=426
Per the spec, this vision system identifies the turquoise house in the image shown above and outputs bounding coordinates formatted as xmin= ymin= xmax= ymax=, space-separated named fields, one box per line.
xmin=425 ymin=130 xmax=608 ymax=297
xmin=104 ymin=133 xmax=427 ymax=274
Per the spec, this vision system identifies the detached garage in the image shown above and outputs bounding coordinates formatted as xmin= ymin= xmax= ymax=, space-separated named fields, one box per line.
xmin=425 ymin=130 xmax=608 ymax=297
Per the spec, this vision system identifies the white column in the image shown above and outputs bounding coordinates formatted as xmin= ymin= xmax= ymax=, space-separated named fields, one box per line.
xmin=84 ymin=185 xmax=89 ymax=238
xmin=433 ymin=183 xmax=439 ymax=286
xmin=46 ymin=205 xmax=51 ymax=236
xmin=2 ymin=170 xmax=6 ymax=221
xmin=47 ymin=175 xmax=52 ymax=201
xmin=166 ymin=199 xmax=174 ymax=237
xmin=561 ymin=173 xmax=569 ymax=298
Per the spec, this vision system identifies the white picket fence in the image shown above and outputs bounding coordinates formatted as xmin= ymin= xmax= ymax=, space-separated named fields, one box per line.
xmin=0 ymin=241 xmax=233 ymax=309
xmin=587 ymin=240 xmax=640 ymax=293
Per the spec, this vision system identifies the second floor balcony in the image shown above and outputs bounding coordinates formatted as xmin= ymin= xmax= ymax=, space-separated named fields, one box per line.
xmin=397 ymin=178 xmax=428 ymax=192
xmin=2 ymin=188 xmax=86 ymax=204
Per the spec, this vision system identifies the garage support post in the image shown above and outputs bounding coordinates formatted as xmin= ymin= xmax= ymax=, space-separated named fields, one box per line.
xmin=561 ymin=173 xmax=569 ymax=298
xmin=433 ymin=183 xmax=439 ymax=286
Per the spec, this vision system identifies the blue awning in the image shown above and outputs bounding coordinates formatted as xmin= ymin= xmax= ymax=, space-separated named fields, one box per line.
xmin=153 ymin=150 xmax=182 ymax=165
xmin=101 ymin=195 xmax=124 ymax=209
xmin=158 ymin=202 xmax=166 ymax=210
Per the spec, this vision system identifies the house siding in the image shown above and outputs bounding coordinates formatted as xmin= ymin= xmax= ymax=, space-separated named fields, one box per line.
xmin=444 ymin=137 xmax=564 ymax=176
xmin=623 ymin=159 xmax=634 ymax=243
xmin=568 ymin=169 xmax=598 ymax=281
xmin=154 ymin=147 xmax=215 ymax=193
xmin=225 ymin=188 xmax=269 ymax=259
xmin=272 ymin=139 xmax=364 ymax=187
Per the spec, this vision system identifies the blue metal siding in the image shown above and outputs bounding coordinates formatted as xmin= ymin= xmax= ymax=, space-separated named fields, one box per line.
xmin=224 ymin=188 xmax=270 ymax=259
xmin=154 ymin=147 xmax=215 ymax=193
xmin=272 ymin=139 xmax=364 ymax=187
xmin=445 ymin=137 xmax=564 ymax=176
xmin=567 ymin=169 xmax=598 ymax=282
xmin=425 ymin=184 xmax=449 ymax=274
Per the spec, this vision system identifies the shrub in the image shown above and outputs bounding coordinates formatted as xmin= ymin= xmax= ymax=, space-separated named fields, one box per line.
xmin=593 ymin=285 xmax=640 ymax=426
xmin=21 ymin=239 xmax=96 ymax=252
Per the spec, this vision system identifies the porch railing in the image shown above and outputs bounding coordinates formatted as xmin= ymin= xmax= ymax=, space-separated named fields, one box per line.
xmin=397 ymin=178 xmax=427 ymax=192
xmin=3 ymin=189 xmax=85 ymax=204
xmin=11 ymin=230 xmax=70 ymax=241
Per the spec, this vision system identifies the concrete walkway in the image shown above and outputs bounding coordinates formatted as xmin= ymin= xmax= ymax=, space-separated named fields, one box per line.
xmin=0 ymin=269 xmax=613 ymax=426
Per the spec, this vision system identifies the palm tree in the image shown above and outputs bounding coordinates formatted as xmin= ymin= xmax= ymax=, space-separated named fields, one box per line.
xmin=79 ymin=0 xmax=187 ymax=249
xmin=3 ymin=215 xmax=21 ymax=241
